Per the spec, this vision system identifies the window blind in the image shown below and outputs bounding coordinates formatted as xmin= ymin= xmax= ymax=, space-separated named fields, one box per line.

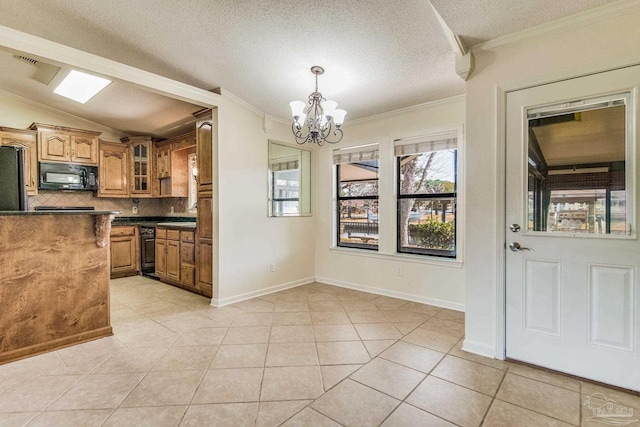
xmin=271 ymin=160 xmax=299 ymax=171
xmin=394 ymin=137 xmax=457 ymax=156
xmin=333 ymin=148 xmax=379 ymax=165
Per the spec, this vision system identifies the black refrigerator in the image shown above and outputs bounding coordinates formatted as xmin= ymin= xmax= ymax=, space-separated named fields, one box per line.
xmin=0 ymin=146 xmax=29 ymax=211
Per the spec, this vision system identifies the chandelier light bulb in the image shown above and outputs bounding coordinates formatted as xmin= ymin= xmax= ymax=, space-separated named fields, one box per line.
xmin=296 ymin=113 xmax=307 ymax=128
xmin=289 ymin=66 xmax=346 ymax=146
xmin=333 ymin=109 xmax=347 ymax=127
xmin=290 ymin=100 xmax=306 ymax=119
xmin=321 ymin=100 xmax=337 ymax=119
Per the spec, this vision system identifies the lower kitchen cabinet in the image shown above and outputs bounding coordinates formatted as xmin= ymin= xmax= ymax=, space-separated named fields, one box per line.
xmin=155 ymin=228 xmax=167 ymax=278
xmin=110 ymin=225 xmax=139 ymax=278
xmin=155 ymin=225 xmax=202 ymax=295
xmin=180 ymin=231 xmax=195 ymax=287
xmin=166 ymin=238 xmax=180 ymax=282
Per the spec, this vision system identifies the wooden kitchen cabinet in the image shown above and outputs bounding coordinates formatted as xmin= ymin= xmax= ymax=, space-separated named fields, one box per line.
xmin=194 ymin=108 xmax=215 ymax=299
xmin=0 ymin=127 xmax=38 ymax=195
xmin=98 ymin=142 xmax=129 ymax=197
xmin=155 ymin=132 xmax=196 ymax=197
xmin=110 ymin=225 xmax=139 ymax=278
xmin=156 ymin=225 xmax=202 ymax=295
xmin=196 ymin=240 xmax=212 ymax=297
xmin=194 ymin=109 xmax=213 ymax=193
xmin=196 ymin=193 xmax=213 ymax=297
xmin=121 ymin=136 xmax=156 ymax=196
xmin=30 ymin=123 xmax=100 ymax=165
xmin=155 ymin=228 xmax=167 ymax=278
xmin=156 ymin=142 xmax=171 ymax=179
xmin=180 ymin=230 xmax=195 ymax=288
xmin=166 ymin=229 xmax=180 ymax=282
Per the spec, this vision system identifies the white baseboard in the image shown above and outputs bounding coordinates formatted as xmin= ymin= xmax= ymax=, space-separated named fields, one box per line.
xmin=461 ymin=339 xmax=497 ymax=359
xmin=315 ymin=276 xmax=465 ymax=312
xmin=211 ymin=276 xmax=315 ymax=307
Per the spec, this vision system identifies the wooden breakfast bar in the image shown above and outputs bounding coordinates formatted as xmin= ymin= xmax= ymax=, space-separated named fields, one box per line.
xmin=0 ymin=210 xmax=116 ymax=364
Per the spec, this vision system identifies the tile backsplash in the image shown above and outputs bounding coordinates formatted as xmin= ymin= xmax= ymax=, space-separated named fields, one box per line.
xmin=28 ymin=191 xmax=193 ymax=217
xmin=29 ymin=191 xmax=159 ymax=216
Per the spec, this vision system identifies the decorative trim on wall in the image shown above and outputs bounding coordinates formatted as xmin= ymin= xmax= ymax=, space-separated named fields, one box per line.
xmin=315 ymin=276 xmax=465 ymax=312
xmin=211 ymin=276 xmax=316 ymax=307
xmin=461 ymin=338 xmax=498 ymax=359
xmin=218 ymin=88 xmax=266 ymax=118
xmin=472 ymin=0 xmax=640 ymax=56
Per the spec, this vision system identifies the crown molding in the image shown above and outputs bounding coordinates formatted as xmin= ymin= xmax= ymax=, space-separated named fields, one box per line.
xmin=0 ymin=24 xmax=221 ymax=107
xmin=472 ymin=0 xmax=640 ymax=56
xmin=218 ymin=88 xmax=264 ymax=117
xmin=346 ymin=94 xmax=466 ymax=126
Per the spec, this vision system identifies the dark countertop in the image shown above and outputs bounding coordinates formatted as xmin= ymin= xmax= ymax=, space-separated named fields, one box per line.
xmin=156 ymin=222 xmax=197 ymax=229
xmin=0 ymin=210 xmax=120 ymax=216
xmin=111 ymin=216 xmax=196 ymax=226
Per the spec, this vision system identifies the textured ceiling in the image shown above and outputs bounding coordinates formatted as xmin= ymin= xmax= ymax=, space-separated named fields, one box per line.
xmin=0 ymin=0 xmax=621 ymax=134
xmin=430 ymin=0 xmax=617 ymax=47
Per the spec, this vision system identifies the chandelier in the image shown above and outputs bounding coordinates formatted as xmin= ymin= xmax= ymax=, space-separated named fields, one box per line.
xmin=290 ymin=66 xmax=347 ymax=146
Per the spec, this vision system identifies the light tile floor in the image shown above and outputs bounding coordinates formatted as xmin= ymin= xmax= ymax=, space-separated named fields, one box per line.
xmin=0 ymin=276 xmax=638 ymax=426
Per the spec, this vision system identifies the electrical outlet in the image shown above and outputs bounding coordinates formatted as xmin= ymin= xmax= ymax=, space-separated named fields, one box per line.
xmin=132 ymin=206 xmax=138 ymax=214
xmin=396 ymin=267 xmax=403 ymax=277
xmin=270 ymin=263 xmax=276 ymax=272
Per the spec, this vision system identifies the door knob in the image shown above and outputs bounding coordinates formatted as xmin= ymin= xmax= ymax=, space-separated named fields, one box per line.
xmin=509 ymin=242 xmax=532 ymax=252
xmin=509 ymin=224 xmax=521 ymax=232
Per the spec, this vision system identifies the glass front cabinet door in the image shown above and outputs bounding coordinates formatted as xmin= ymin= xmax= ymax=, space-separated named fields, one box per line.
xmin=122 ymin=136 xmax=155 ymax=196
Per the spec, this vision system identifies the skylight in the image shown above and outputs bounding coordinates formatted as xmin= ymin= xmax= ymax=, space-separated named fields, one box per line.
xmin=53 ymin=70 xmax=111 ymax=104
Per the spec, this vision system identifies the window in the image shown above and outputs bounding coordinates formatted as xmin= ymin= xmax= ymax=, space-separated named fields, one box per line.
xmin=396 ymin=137 xmax=457 ymax=257
xmin=271 ymin=162 xmax=300 ymax=216
xmin=268 ymin=141 xmax=311 ymax=217
xmin=335 ymin=148 xmax=379 ymax=250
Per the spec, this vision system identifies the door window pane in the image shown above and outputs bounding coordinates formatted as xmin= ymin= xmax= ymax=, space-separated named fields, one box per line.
xmin=527 ymin=102 xmax=628 ymax=235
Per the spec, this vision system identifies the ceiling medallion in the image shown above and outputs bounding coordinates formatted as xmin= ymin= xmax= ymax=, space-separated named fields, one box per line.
xmin=290 ymin=66 xmax=347 ymax=146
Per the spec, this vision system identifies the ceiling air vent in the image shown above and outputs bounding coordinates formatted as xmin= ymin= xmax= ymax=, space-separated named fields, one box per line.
xmin=13 ymin=54 xmax=62 ymax=85
xmin=14 ymin=54 xmax=40 ymax=66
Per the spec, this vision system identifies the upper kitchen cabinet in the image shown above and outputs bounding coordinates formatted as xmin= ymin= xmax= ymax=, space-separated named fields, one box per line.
xmin=156 ymin=142 xmax=171 ymax=179
xmin=156 ymin=131 xmax=196 ymax=198
xmin=0 ymin=127 xmax=38 ymax=195
xmin=121 ymin=135 xmax=157 ymax=197
xmin=194 ymin=109 xmax=214 ymax=193
xmin=98 ymin=141 xmax=129 ymax=197
xmin=29 ymin=123 xmax=100 ymax=165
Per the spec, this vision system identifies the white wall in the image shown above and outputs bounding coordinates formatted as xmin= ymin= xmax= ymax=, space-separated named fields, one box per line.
xmin=0 ymin=90 xmax=124 ymax=141
xmin=315 ymin=96 xmax=466 ymax=310
xmin=464 ymin=5 xmax=640 ymax=356
xmin=215 ymin=96 xmax=316 ymax=305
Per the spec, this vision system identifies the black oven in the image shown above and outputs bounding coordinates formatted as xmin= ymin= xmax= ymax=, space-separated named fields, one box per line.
xmin=140 ymin=226 xmax=156 ymax=275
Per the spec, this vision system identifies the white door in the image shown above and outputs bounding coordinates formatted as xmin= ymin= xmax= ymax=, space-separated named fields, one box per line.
xmin=506 ymin=66 xmax=640 ymax=391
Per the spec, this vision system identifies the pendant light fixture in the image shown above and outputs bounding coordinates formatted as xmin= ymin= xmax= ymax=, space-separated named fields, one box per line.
xmin=290 ymin=66 xmax=347 ymax=146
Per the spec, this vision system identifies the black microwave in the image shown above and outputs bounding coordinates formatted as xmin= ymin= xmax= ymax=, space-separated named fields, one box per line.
xmin=39 ymin=162 xmax=99 ymax=191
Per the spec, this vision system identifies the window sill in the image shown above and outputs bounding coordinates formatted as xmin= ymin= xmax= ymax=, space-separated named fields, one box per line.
xmin=329 ymin=246 xmax=463 ymax=268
